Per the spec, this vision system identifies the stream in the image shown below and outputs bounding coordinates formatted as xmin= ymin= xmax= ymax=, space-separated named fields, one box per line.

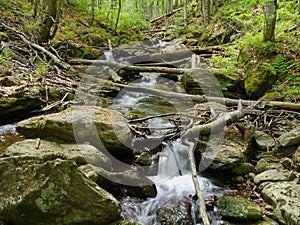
xmin=109 ymin=72 xmax=228 ymax=224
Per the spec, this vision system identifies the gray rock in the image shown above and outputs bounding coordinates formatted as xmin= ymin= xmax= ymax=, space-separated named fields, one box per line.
xmin=218 ymin=195 xmax=263 ymax=221
xmin=16 ymin=106 xmax=133 ymax=162
xmin=5 ymin=139 xmax=112 ymax=169
xmin=78 ymin=164 xmax=157 ymax=199
xmin=292 ymin=147 xmax=300 ymax=171
xmin=254 ymin=131 xmax=275 ymax=150
xmin=254 ymin=170 xmax=288 ymax=185
xmin=262 ymin=181 xmax=300 ymax=225
xmin=0 ymin=157 xmax=120 ymax=225
xmin=277 ymin=127 xmax=300 ymax=147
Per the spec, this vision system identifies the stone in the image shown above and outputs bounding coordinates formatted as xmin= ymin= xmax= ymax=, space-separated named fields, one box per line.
xmin=78 ymin=164 xmax=157 ymax=199
xmin=229 ymin=162 xmax=255 ymax=176
xmin=254 ymin=131 xmax=275 ymax=150
xmin=254 ymin=170 xmax=288 ymax=185
xmin=218 ymin=195 xmax=263 ymax=221
xmin=0 ymin=86 xmax=43 ymax=125
xmin=277 ymin=127 xmax=300 ymax=147
xmin=292 ymin=147 xmax=300 ymax=171
xmin=0 ymin=157 xmax=120 ymax=225
xmin=280 ymin=157 xmax=293 ymax=169
xmin=255 ymin=158 xmax=277 ymax=173
xmin=255 ymin=217 xmax=279 ymax=225
xmin=16 ymin=106 xmax=133 ymax=163
xmin=262 ymin=181 xmax=300 ymax=225
xmin=5 ymin=139 xmax=112 ymax=169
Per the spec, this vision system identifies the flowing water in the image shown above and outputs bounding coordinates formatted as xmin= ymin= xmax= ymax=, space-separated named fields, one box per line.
xmin=0 ymin=123 xmax=25 ymax=153
xmin=109 ymin=73 xmax=227 ymax=224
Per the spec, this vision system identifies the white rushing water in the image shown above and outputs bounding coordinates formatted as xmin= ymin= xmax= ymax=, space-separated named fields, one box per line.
xmin=111 ymin=73 xmax=226 ymax=224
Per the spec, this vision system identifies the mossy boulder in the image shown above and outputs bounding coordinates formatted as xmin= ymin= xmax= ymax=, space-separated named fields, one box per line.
xmin=0 ymin=157 xmax=121 ymax=225
xmin=292 ymin=146 xmax=300 ymax=171
xmin=254 ymin=170 xmax=288 ymax=185
xmin=218 ymin=195 xmax=263 ymax=221
xmin=16 ymin=106 xmax=133 ymax=163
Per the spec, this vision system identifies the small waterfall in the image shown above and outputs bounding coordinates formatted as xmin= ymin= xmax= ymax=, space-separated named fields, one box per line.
xmin=115 ymin=73 xmax=226 ymax=224
xmin=121 ymin=139 xmax=226 ymax=224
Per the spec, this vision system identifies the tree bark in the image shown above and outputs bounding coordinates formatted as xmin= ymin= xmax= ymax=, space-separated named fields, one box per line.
xmin=263 ymin=0 xmax=277 ymax=42
xmin=114 ymin=0 xmax=122 ymax=34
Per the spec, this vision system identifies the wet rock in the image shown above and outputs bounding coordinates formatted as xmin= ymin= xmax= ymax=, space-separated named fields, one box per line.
xmin=261 ymin=181 xmax=300 ymax=225
xmin=157 ymin=205 xmax=191 ymax=225
xmin=0 ymin=157 xmax=121 ymax=225
xmin=254 ymin=170 xmax=288 ymax=185
xmin=292 ymin=147 xmax=300 ymax=171
xmin=16 ymin=106 xmax=133 ymax=163
xmin=78 ymin=164 xmax=157 ymax=199
xmin=277 ymin=127 xmax=300 ymax=148
xmin=5 ymin=139 xmax=112 ymax=169
xmin=254 ymin=131 xmax=275 ymax=150
xmin=218 ymin=195 xmax=263 ymax=221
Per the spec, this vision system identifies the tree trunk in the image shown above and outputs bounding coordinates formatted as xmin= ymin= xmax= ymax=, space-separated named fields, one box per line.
xmin=263 ymin=0 xmax=277 ymax=42
xmin=184 ymin=0 xmax=187 ymax=27
xmin=114 ymin=0 xmax=122 ymax=34
xmin=37 ymin=0 xmax=62 ymax=44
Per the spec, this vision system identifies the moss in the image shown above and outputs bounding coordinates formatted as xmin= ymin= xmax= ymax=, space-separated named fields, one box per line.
xmin=218 ymin=195 xmax=263 ymax=221
xmin=259 ymin=92 xmax=283 ymax=101
xmin=230 ymin=162 xmax=254 ymax=176
xmin=35 ymin=182 xmax=67 ymax=213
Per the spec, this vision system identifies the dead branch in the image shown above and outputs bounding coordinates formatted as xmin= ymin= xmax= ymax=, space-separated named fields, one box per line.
xmin=0 ymin=21 xmax=72 ymax=71
xmin=277 ymin=22 xmax=300 ymax=37
xmin=150 ymin=8 xmax=182 ymax=23
xmin=68 ymin=58 xmax=185 ymax=74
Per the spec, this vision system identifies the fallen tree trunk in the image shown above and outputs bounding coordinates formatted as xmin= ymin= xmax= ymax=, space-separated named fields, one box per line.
xmin=69 ymin=59 xmax=185 ymax=74
xmin=150 ymin=8 xmax=182 ymax=23
xmin=111 ymin=82 xmax=300 ymax=111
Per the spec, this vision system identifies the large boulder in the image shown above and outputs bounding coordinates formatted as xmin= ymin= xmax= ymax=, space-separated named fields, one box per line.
xmin=261 ymin=181 xmax=300 ymax=225
xmin=200 ymin=124 xmax=248 ymax=171
xmin=16 ymin=106 xmax=133 ymax=163
xmin=5 ymin=139 xmax=112 ymax=169
xmin=0 ymin=157 xmax=121 ymax=225
xmin=218 ymin=195 xmax=263 ymax=221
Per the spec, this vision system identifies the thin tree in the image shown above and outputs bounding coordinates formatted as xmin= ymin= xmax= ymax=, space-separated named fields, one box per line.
xmin=36 ymin=0 xmax=63 ymax=44
xmin=114 ymin=0 xmax=122 ymax=34
xmin=263 ymin=0 xmax=277 ymax=41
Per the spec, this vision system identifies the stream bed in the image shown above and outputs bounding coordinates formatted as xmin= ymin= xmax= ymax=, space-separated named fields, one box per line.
xmin=109 ymin=72 xmax=228 ymax=224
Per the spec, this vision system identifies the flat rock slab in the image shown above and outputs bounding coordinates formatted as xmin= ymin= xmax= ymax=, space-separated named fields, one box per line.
xmin=262 ymin=181 xmax=300 ymax=225
xmin=16 ymin=105 xmax=133 ymax=162
xmin=254 ymin=169 xmax=288 ymax=184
